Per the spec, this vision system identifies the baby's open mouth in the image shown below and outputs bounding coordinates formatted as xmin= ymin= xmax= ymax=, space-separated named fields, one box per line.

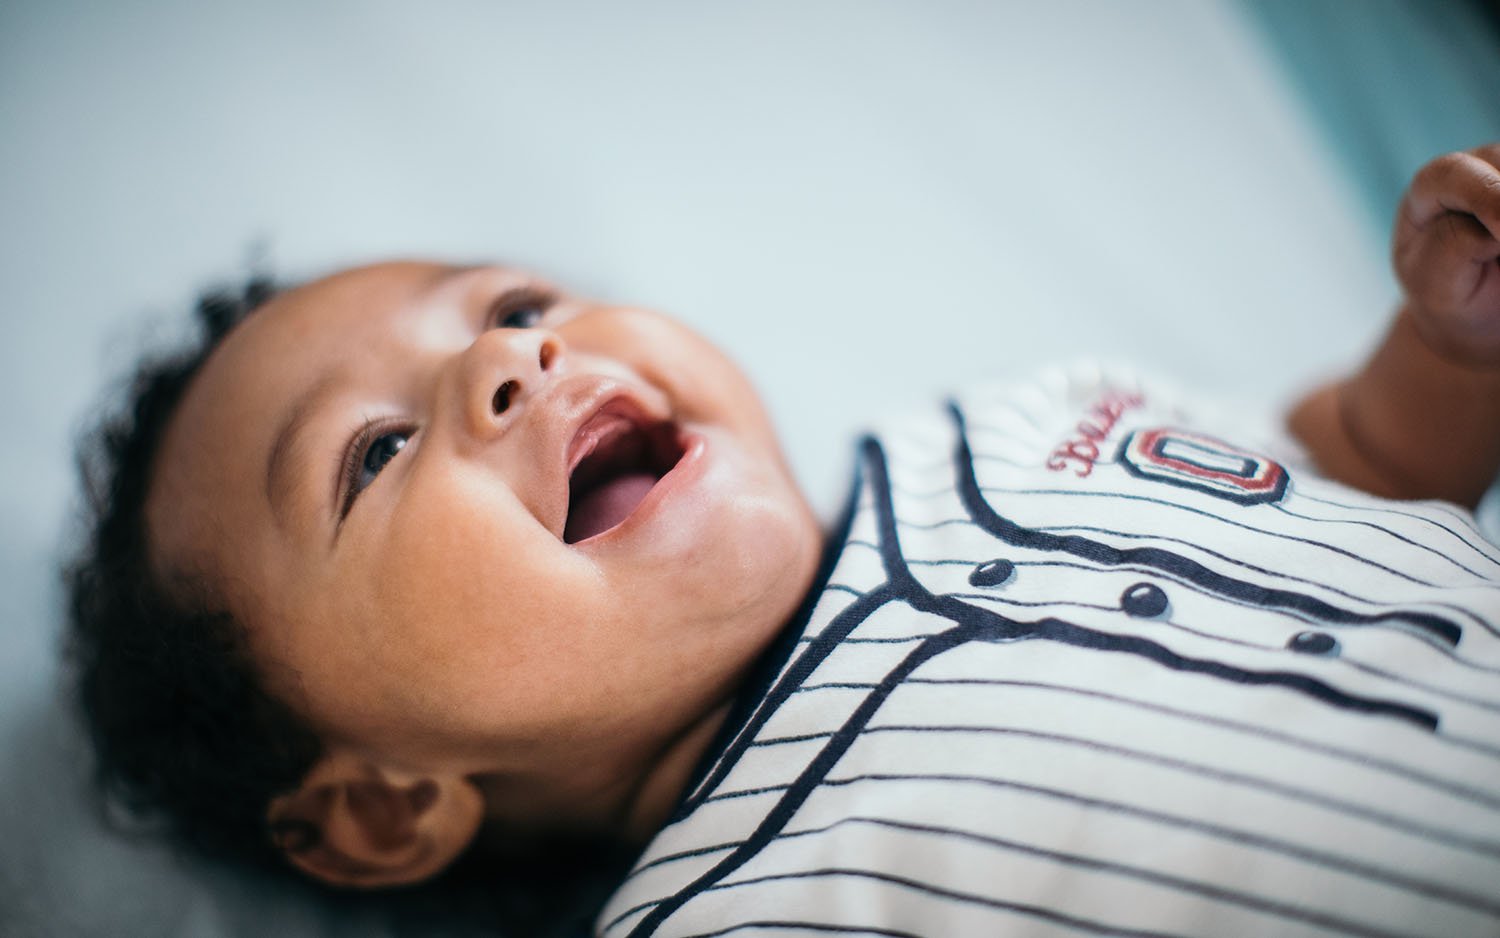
xmin=564 ymin=402 xmax=685 ymax=544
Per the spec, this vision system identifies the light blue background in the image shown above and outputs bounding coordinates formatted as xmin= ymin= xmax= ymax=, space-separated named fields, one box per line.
xmin=2 ymin=2 xmax=1496 ymax=935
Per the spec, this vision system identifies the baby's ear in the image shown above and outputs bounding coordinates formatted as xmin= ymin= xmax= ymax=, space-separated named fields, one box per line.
xmin=265 ymin=749 xmax=484 ymax=889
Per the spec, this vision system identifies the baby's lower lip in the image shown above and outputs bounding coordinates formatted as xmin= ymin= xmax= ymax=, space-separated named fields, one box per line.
xmin=567 ymin=428 xmax=704 ymax=548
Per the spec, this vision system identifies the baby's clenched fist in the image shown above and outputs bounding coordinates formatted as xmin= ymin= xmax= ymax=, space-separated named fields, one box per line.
xmin=1392 ymin=144 xmax=1500 ymax=366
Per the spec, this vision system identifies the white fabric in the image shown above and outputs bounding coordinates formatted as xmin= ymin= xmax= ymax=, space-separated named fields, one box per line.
xmin=601 ymin=365 xmax=1500 ymax=937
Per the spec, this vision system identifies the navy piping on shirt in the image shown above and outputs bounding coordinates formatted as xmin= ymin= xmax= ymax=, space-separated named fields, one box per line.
xmin=619 ymin=406 xmax=1453 ymax=936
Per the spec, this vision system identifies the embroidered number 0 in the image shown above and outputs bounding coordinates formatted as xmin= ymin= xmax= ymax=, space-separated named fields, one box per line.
xmin=1118 ymin=428 xmax=1288 ymax=505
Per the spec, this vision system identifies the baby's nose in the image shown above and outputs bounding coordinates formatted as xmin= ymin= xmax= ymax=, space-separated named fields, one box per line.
xmin=489 ymin=336 xmax=559 ymax=415
xmin=459 ymin=328 xmax=563 ymax=437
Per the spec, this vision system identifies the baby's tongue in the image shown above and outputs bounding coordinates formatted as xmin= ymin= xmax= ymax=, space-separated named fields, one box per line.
xmin=565 ymin=473 xmax=657 ymax=543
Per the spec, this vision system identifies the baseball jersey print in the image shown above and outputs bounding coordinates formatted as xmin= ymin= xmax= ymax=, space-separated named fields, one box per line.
xmin=598 ymin=365 xmax=1500 ymax=938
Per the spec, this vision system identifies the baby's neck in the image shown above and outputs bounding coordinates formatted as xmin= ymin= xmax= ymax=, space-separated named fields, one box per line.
xmin=616 ymin=699 xmax=734 ymax=841
xmin=474 ymin=698 xmax=735 ymax=846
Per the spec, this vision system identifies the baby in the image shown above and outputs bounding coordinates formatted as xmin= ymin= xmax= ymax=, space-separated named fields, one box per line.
xmin=68 ymin=145 xmax=1500 ymax=936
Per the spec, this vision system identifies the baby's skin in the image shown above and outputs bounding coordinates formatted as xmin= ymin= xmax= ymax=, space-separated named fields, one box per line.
xmin=146 ymin=264 xmax=824 ymax=886
xmin=1290 ymin=143 xmax=1500 ymax=505
xmin=144 ymin=145 xmax=1500 ymax=889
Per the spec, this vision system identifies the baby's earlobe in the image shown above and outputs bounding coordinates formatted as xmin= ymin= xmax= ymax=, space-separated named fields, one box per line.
xmin=407 ymin=778 xmax=439 ymax=815
xmin=265 ymin=753 xmax=484 ymax=889
xmin=267 ymin=816 xmax=322 ymax=854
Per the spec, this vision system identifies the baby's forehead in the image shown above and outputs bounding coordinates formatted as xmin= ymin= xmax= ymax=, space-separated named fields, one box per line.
xmin=200 ymin=261 xmax=520 ymax=390
xmin=263 ymin=260 xmax=475 ymax=327
xmin=146 ymin=266 xmax=452 ymax=556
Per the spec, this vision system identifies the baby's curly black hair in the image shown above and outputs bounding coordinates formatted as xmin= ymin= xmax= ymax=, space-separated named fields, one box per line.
xmin=64 ymin=276 xmax=327 ymax=871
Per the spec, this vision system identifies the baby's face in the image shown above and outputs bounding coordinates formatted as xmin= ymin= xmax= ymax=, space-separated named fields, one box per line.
xmin=148 ymin=262 xmax=820 ymax=824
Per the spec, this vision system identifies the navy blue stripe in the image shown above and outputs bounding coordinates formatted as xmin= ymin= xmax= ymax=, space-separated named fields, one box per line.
xmin=1433 ymin=731 xmax=1500 ymax=762
xmin=824 ymin=815 xmax=1497 ymax=924
xmin=673 ymin=455 xmax=880 ymax=818
xmin=1272 ymin=502 xmax=1494 ymax=580
xmin=638 ymin=814 xmax=1500 ymax=918
xmin=624 ymin=623 xmax=971 ymax=934
xmin=971 ymin=479 xmax=1484 ymax=587
xmin=1027 ymin=522 xmax=1491 ymax=638
xmin=632 ymin=840 xmax=735 ymax=875
xmin=621 ymin=423 xmax=1463 ymax=933
xmin=676 ymin=867 xmax=1423 ymax=938
xmin=881 ymin=465 xmax=1448 ymax=740
xmin=922 ymin=593 xmax=1440 ymax=729
xmin=675 ymin=585 xmax=895 ymax=818
xmin=843 ymin=542 xmax=1500 ymax=679
xmin=625 ymin=439 xmax=920 ymax=935
xmin=682 ymin=922 xmax=923 ymax=938
xmin=945 ymin=401 xmax=1466 ymax=646
xmin=1332 ymin=656 xmax=1500 ymax=715
xmin=830 ymin=583 xmax=1280 ymax=652
xmin=945 ymin=589 xmax=1273 ymax=647
xmin=793 ymin=676 xmax=1500 ymax=803
xmin=1294 ymin=490 xmax=1500 ymax=564
xmin=823 ymin=583 xmax=865 ymax=598
xmin=796 ymin=635 xmax=922 ymax=645
xmin=940 ymin=590 xmax=1125 ymax=614
xmin=852 ymin=536 xmax=1492 ymax=633
xmin=619 ymin=867 xmax=1195 ymax=938
xmin=949 ymin=587 xmax=1500 ymax=700
xmin=888 ymin=513 xmax=1487 ymax=633
xmin=889 ymin=472 xmax=1487 ymax=585
xmin=826 ymin=441 xmax=1457 ymax=754
xmin=750 ymin=724 xmax=1500 ymax=854
xmin=697 ymin=772 xmax=1497 ymax=915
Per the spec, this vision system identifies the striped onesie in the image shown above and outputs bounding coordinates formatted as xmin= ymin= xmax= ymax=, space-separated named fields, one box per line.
xmin=598 ymin=365 xmax=1500 ymax=938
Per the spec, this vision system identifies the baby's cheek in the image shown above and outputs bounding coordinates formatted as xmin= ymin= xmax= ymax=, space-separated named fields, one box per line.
xmin=580 ymin=308 xmax=768 ymax=429
xmin=363 ymin=504 xmax=606 ymax=723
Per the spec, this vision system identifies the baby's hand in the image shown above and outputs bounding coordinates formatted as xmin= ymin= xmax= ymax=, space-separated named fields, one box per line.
xmin=1392 ymin=144 xmax=1500 ymax=366
xmin=1290 ymin=143 xmax=1500 ymax=506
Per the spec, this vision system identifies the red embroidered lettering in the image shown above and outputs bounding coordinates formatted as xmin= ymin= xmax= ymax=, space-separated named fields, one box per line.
xmin=1046 ymin=389 xmax=1143 ymax=477
xmin=1047 ymin=440 xmax=1099 ymax=477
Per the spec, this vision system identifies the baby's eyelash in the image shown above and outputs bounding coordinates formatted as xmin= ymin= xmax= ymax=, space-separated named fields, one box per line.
xmin=485 ymin=284 xmax=559 ymax=329
xmin=336 ymin=416 xmax=412 ymax=522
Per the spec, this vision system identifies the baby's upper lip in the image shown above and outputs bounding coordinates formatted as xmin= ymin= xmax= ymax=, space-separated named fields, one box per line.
xmin=565 ymin=396 xmax=660 ymax=477
xmin=543 ymin=375 xmax=672 ymax=535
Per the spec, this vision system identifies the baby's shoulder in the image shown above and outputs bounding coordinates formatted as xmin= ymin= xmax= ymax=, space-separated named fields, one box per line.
xmin=955 ymin=360 xmax=1294 ymax=468
xmin=866 ymin=359 xmax=1497 ymax=575
xmin=872 ymin=360 xmax=1299 ymax=485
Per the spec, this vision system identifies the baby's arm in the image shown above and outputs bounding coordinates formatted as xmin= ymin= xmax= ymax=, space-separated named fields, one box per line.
xmin=1289 ymin=144 xmax=1500 ymax=509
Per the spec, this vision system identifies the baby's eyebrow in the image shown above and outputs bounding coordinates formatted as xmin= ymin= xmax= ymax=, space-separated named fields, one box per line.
xmin=265 ymin=374 xmax=342 ymax=529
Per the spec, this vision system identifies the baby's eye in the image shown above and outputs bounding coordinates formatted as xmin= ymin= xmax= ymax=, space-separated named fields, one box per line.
xmin=497 ymin=305 xmax=544 ymax=329
xmin=358 ymin=431 xmax=408 ymax=490
xmin=488 ymin=287 xmax=556 ymax=330
xmin=361 ymin=430 xmax=407 ymax=480
xmin=341 ymin=428 xmax=410 ymax=517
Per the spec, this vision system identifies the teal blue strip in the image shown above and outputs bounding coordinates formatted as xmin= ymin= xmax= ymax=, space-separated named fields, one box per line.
xmin=1238 ymin=0 xmax=1500 ymax=232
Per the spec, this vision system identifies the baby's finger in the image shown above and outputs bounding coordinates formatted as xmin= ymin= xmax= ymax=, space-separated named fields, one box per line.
xmin=1401 ymin=209 xmax=1500 ymax=279
xmin=1404 ymin=150 xmax=1500 ymax=240
xmin=1398 ymin=208 xmax=1494 ymax=289
xmin=1397 ymin=211 xmax=1500 ymax=337
xmin=1474 ymin=142 xmax=1500 ymax=170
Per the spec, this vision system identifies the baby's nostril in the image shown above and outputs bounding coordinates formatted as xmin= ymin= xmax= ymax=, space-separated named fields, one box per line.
xmin=538 ymin=340 xmax=556 ymax=371
xmin=492 ymin=379 xmax=518 ymax=415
